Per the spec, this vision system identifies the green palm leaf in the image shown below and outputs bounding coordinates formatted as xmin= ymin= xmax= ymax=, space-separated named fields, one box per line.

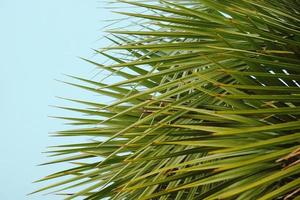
xmin=34 ymin=0 xmax=300 ymax=199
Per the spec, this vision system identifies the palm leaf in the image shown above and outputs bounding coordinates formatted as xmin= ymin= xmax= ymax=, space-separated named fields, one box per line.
xmin=34 ymin=0 xmax=300 ymax=199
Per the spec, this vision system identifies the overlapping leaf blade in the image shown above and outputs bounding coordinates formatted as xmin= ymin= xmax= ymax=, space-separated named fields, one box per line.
xmin=35 ymin=0 xmax=300 ymax=199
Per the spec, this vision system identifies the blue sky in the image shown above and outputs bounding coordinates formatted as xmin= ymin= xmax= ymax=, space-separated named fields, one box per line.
xmin=0 ymin=0 xmax=114 ymax=199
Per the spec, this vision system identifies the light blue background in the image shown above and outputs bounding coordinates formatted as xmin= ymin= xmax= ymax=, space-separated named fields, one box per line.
xmin=0 ymin=0 xmax=114 ymax=199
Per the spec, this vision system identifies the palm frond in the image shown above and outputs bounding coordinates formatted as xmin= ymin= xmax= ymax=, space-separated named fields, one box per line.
xmin=35 ymin=0 xmax=300 ymax=199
